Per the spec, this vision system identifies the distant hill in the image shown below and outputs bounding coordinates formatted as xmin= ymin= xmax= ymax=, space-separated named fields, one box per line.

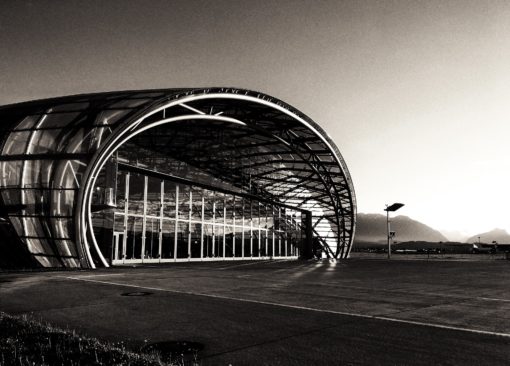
xmin=466 ymin=228 xmax=510 ymax=244
xmin=354 ymin=213 xmax=448 ymax=245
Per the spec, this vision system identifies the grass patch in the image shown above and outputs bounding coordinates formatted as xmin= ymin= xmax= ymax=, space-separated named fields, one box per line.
xmin=0 ymin=312 xmax=199 ymax=365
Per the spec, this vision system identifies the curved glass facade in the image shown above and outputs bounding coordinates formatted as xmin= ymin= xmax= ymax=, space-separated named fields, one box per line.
xmin=0 ymin=88 xmax=356 ymax=268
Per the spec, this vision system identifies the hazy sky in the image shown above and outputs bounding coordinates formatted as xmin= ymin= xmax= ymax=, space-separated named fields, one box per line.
xmin=1 ymin=0 xmax=510 ymax=239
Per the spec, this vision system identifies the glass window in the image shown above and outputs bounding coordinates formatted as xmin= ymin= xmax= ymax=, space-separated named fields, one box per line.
xmin=65 ymin=127 xmax=95 ymax=154
xmin=215 ymin=193 xmax=224 ymax=224
xmin=178 ymin=185 xmax=190 ymax=220
xmin=146 ymin=177 xmax=161 ymax=217
xmin=191 ymin=187 xmax=202 ymax=221
xmin=176 ymin=222 xmax=189 ymax=258
xmin=225 ymin=195 xmax=234 ymax=226
xmin=23 ymin=159 xmax=56 ymax=187
xmin=203 ymin=223 xmax=214 ymax=258
xmin=128 ymin=174 xmax=145 ymax=215
xmin=190 ymin=222 xmax=201 ymax=258
xmin=161 ymin=219 xmax=175 ymax=259
xmin=225 ymin=225 xmax=233 ymax=257
xmin=215 ymin=225 xmax=224 ymax=258
xmin=40 ymin=112 xmax=81 ymax=129
xmin=1 ymin=160 xmax=22 ymax=188
xmin=30 ymin=129 xmax=63 ymax=154
xmin=144 ymin=217 xmax=159 ymax=259
xmin=14 ymin=115 xmax=39 ymax=130
xmin=203 ymin=190 xmax=214 ymax=223
xmin=115 ymin=173 xmax=127 ymax=211
xmin=2 ymin=131 xmax=30 ymax=155
xmin=163 ymin=181 xmax=177 ymax=219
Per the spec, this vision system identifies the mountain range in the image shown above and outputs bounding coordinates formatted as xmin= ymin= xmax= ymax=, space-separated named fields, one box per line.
xmin=466 ymin=228 xmax=510 ymax=244
xmin=354 ymin=213 xmax=448 ymax=245
xmin=354 ymin=213 xmax=510 ymax=245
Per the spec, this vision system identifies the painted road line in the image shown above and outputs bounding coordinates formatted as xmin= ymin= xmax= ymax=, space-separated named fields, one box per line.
xmin=61 ymin=276 xmax=510 ymax=339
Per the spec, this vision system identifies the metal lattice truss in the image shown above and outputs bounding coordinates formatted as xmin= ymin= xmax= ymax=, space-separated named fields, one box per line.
xmin=0 ymin=88 xmax=356 ymax=268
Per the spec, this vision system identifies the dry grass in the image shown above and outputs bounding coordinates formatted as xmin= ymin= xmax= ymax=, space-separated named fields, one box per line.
xmin=0 ymin=312 xmax=199 ymax=366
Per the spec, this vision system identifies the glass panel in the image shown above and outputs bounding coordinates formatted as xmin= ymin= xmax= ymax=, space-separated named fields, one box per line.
xmin=191 ymin=187 xmax=202 ymax=221
xmin=260 ymin=229 xmax=267 ymax=256
xmin=215 ymin=225 xmax=224 ymax=258
xmin=146 ymin=177 xmax=161 ymax=217
xmin=215 ymin=193 xmax=224 ymax=224
xmin=116 ymin=173 xmax=127 ymax=211
xmin=2 ymin=131 xmax=30 ymax=154
xmin=225 ymin=225 xmax=233 ymax=257
xmin=260 ymin=204 xmax=267 ymax=229
xmin=41 ymin=112 xmax=81 ymax=128
xmin=113 ymin=213 xmax=124 ymax=232
xmin=50 ymin=102 xmax=90 ymax=112
xmin=126 ymin=216 xmax=143 ymax=259
xmin=190 ymin=222 xmax=201 ymax=258
xmin=268 ymin=229 xmax=274 ymax=257
xmin=144 ymin=217 xmax=159 ymax=259
xmin=55 ymin=239 xmax=78 ymax=258
xmin=203 ymin=224 xmax=214 ymax=258
xmin=108 ymin=98 xmax=152 ymax=109
xmin=252 ymin=202 xmax=259 ymax=229
xmin=234 ymin=227 xmax=243 ymax=257
xmin=128 ymin=174 xmax=145 ymax=215
xmin=65 ymin=127 xmax=94 ymax=154
xmin=225 ymin=195 xmax=234 ymax=226
xmin=24 ymin=216 xmax=46 ymax=238
xmin=94 ymin=109 xmax=132 ymax=126
xmin=203 ymin=190 xmax=214 ymax=223
xmin=178 ymin=185 xmax=190 ymax=220
xmin=1 ymin=160 xmax=22 ymax=188
xmin=23 ymin=159 xmax=56 ymax=187
xmin=252 ymin=229 xmax=260 ymax=257
xmin=243 ymin=226 xmax=251 ymax=257
xmin=14 ymin=115 xmax=39 ymax=130
xmin=163 ymin=181 xmax=177 ymax=218
xmin=30 ymin=129 xmax=63 ymax=154
xmin=176 ymin=222 xmax=189 ymax=258
xmin=161 ymin=219 xmax=175 ymax=259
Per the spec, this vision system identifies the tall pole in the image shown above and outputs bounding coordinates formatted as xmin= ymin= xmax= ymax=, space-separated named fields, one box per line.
xmin=387 ymin=208 xmax=391 ymax=259
xmin=385 ymin=203 xmax=404 ymax=259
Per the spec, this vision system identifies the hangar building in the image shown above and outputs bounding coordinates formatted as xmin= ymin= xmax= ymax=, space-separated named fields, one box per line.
xmin=0 ymin=88 xmax=356 ymax=268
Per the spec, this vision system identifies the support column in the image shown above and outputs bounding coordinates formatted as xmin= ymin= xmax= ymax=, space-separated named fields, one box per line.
xmin=301 ymin=211 xmax=313 ymax=259
xmin=158 ymin=180 xmax=164 ymax=262
xmin=174 ymin=184 xmax=179 ymax=261
xmin=141 ymin=175 xmax=148 ymax=262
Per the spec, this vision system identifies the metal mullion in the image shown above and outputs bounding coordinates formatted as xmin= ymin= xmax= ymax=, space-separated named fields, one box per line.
xmin=278 ymin=207 xmax=281 ymax=257
xmin=272 ymin=205 xmax=275 ymax=257
xmin=250 ymin=200 xmax=253 ymax=258
xmin=223 ymin=198 xmax=226 ymax=259
xmin=188 ymin=190 xmax=192 ymax=260
xmin=232 ymin=196 xmax=236 ymax=258
xmin=285 ymin=212 xmax=289 ymax=257
xmin=201 ymin=195 xmax=204 ymax=260
xmin=141 ymin=176 xmax=148 ymax=262
xmin=212 ymin=200 xmax=216 ymax=257
xmin=122 ymin=173 xmax=129 ymax=263
xmin=241 ymin=198 xmax=245 ymax=258
xmin=174 ymin=184 xmax=179 ymax=260
xmin=257 ymin=202 xmax=261 ymax=257
xmin=158 ymin=180 xmax=164 ymax=262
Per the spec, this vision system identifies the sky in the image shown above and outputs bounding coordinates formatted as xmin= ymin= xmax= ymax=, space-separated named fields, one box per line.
xmin=1 ymin=0 xmax=510 ymax=240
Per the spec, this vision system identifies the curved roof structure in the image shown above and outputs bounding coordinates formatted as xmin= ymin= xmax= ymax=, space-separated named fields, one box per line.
xmin=0 ymin=88 xmax=356 ymax=268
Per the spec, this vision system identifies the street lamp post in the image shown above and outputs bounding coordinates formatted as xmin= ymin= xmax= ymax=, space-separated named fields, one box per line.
xmin=385 ymin=203 xmax=404 ymax=259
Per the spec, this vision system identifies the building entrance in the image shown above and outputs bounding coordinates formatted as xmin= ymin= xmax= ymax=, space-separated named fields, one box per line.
xmin=97 ymin=165 xmax=307 ymax=265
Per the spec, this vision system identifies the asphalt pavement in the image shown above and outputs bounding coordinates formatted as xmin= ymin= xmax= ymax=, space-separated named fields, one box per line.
xmin=0 ymin=259 xmax=509 ymax=365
